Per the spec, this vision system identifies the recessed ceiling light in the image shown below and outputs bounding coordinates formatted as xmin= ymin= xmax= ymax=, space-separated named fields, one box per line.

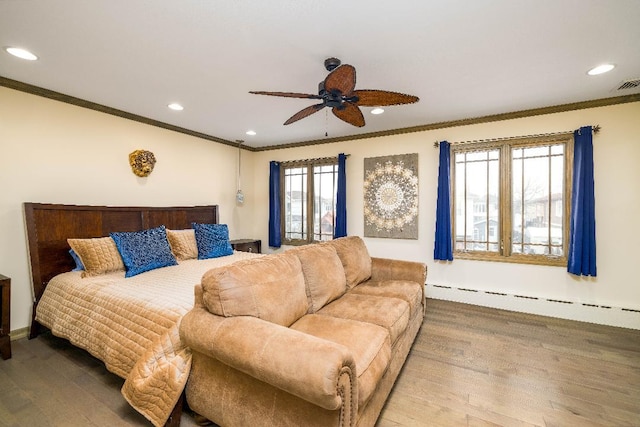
xmin=167 ymin=103 xmax=184 ymax=111
xmin=245 ymin=130 xmax=256 ymax=136
xmin=587 ymin=64 xmax=615 ymax=76
xmin=5 ymin=47 xmax=38 ymax=61
xmin=371 ymin=108 xmax=385 ymax=115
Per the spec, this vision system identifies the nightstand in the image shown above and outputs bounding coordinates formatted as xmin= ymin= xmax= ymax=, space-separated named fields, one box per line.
xmin=230 ymin=239 xmax=262 ymax=254
xmin=0 ymin=274 xmax=10 ymax=360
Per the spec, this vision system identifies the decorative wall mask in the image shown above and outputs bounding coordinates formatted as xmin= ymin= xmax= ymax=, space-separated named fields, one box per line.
xmin=129 ymin=149 xmax=156 ymax=177
xmin=364 ymin=153 xmax=419 ymax=239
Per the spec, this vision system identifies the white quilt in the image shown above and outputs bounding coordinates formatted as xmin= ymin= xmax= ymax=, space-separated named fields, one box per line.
xmin=35 ymin=251 xmax=262 ymax=426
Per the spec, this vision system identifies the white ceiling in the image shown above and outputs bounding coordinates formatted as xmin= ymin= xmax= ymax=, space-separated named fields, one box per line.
xmin=1 ymin=1 xmax=639 ymax=149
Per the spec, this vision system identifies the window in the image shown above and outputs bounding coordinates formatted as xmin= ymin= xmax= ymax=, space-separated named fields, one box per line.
xmin=281 ymin=157 xmax=339 ymax=244
xmin=452 ymin=134 xmax=573 ymax=266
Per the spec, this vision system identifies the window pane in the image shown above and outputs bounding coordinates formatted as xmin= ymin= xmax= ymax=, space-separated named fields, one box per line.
xmin=466 ymin=151 xmax=488 ymax=162
xmin=281 ymin=159 xmax=339 ymax=244
xmin=522 ymin=155 xmax=548 ymax=242
xmin=454 ymin=155 xmax=466 ymax=248
xmin=513 ymin=148 xmax=523 ymax=159
xmin=488 ymin=155 xmax=500 ymax=247
xmin=313 ymin=164 xmax=337 ymax=241
xmin=523 ymin=146 xmax=549 ymax=158
xmin=468 ymin=159 xmax=488 ymax=250
xmin=550 ymin=153 xmax=564 ymax=253
xmin=454 ymin=149 xmax=499 ymax=252
xmin=512 ymin=144 xmax=564 ymax=256
xmin=512 ymin=155 xmax=523 ymax=249
xmin=284 ymin=166 xmax=307 ymax=240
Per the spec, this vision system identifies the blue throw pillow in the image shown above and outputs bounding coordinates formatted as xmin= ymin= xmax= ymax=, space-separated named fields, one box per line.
xmin=69 ymin=248 xmax=85 ymax=271
xmin=110 ymin=225 xmax=178 ymax=278
xmin=192 ymin=223 xmax=233 ymax=259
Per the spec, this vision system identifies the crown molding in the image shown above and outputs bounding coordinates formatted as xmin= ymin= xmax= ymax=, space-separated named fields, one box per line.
xmin=253 ymin=94 xmax=640 ymax=151
xmin=3 ymin=75 xmax=639 ymax=153
xmin=0 ymin=76 xmax=243 ymax=150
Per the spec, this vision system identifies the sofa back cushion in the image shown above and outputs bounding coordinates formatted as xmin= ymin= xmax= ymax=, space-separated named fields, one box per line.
xmin=325 ymin=236 xmax=372 ymax=289
xmin=290 ymin=244 xmax=347 ymax=313
xmin=201 ymin=252 xmax=309 ymax=327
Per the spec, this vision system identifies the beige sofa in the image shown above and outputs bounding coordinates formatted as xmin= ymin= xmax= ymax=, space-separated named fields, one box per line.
xmin=179 ymin=236 xmax=426 ymax=427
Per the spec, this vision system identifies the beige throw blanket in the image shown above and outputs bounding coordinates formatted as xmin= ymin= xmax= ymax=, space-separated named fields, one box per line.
xmin=35 ymin=252 xmax=262 ymax=426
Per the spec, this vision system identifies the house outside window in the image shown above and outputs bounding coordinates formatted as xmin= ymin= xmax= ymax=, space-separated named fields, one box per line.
xmin=281 ymin=158 xmax=339 ymax=245
xmin=452 ymin=133 xmax=573 ymax=266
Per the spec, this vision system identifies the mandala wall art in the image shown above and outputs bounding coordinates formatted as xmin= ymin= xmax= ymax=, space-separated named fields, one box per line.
xmin=363 ymin=153 xmax=419 ymax=239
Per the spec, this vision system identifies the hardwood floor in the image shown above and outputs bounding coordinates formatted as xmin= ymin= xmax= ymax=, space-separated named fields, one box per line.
xmin=1 ymin=299 xmax=638 ymax=426
xmin=0 ymin=330 xmax=197 ymax=427
xmin=378 ymin=300 xmax=640 ymax=427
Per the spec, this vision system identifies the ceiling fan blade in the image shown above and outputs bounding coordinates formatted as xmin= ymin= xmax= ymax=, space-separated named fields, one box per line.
xmin=332 ymin=102 xmax=365 ymax=127
xmin=324 ymin=64 xmax=356 ymax=95
xmin=352 ymin=90 xmax=419 ymax=106
xmin=250 ymin=91 xmax=321 ymax=100
xmin=284 ymin=103 xmax=325 ymax=125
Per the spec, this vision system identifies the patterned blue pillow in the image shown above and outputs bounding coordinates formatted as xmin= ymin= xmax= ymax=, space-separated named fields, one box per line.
xmin=69 ymin=249 xmax=84 ymax=271
xmin=192 ymin=223 xmax=233 ymax=259
xmin=110 ymin=225 xmax=178 ymax=278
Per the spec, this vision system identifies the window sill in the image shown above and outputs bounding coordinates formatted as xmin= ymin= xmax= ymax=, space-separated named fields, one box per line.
xmin=455 ymin=251 xmax=567 ymax=267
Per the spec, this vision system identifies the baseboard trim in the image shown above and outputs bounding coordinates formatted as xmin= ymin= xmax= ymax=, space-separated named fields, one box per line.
xmin=426 ymin=283 xmax=640 ymax=330
xmin=9 ymin=327 xmax=29 ymax=341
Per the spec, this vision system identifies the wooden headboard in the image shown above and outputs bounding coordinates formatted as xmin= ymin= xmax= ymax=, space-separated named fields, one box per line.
xmin=23 ymin=202 xmax=219 ymax=338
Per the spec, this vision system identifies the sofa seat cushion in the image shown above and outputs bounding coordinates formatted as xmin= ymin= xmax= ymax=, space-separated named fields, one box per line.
xmin=201 ymin=253 xmax=309 ymax=327
xmin=316 ymin=293 xmax=410 ymax=346
xmin=289 ymin=244 xmax=347 ymax=313
xmin=350 ymin=280 xmax=424 ymax=317
xmin=291 ymin=314 xmax=390 ymax=409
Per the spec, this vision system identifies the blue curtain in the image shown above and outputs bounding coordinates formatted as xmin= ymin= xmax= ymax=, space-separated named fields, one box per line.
xmin=434 ymin=141 xmax=453 ymax=261
xmin=268 ymin=161 xmax=282 ymax=248
xmin=568 ymin=126 xmax=597 ymax=276
xmin=334 ymin=153 xmax=347 ymax=238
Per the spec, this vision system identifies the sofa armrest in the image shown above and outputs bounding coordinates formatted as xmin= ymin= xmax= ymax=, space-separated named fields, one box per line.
xmin=370 ymin=257 xmax=427 ymax=285
xmin=180 ymin=306 xmax=357 ymax=414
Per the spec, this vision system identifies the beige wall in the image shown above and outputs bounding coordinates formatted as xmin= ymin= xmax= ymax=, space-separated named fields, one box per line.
xmin=0 ymin=87 xmax=256 ymax=332
xmin=2 ymin=85 xmax=639 ymax=332
xmin=252 ymin=102 xmax=640 ymax=328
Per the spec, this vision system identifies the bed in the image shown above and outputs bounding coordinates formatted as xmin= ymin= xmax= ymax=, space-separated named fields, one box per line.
xmin=24 ymin=202 xmax=261 ymax=427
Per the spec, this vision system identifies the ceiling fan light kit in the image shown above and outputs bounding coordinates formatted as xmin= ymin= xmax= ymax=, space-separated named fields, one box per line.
xmin=250 ymin=58 xmax=419 ymax=128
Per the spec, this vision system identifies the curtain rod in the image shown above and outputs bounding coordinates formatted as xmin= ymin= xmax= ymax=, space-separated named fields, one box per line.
xmin=277 ymin=154 xmax=350 ymax=165
xmin=433 ymin=125 xmax=601 ymax=148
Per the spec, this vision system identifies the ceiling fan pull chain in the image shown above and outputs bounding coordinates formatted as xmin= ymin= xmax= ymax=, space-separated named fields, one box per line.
xmin=325 ymin=109 xmax=329 ymax=137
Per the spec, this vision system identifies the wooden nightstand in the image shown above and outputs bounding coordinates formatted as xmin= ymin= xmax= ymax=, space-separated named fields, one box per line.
xmin=230 ymin=239 xmax=262 ymax=254
xmin=0 ymin=274 xmax=11 ymax=360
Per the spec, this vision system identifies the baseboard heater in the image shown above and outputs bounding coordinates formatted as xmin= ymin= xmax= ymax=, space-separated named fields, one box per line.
xmin=426 ymin=283 xmax=640 ymax=330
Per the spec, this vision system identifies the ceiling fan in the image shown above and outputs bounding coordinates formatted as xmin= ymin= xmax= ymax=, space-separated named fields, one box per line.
xmin=250 ymin=57 xmax=419 ymax=127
